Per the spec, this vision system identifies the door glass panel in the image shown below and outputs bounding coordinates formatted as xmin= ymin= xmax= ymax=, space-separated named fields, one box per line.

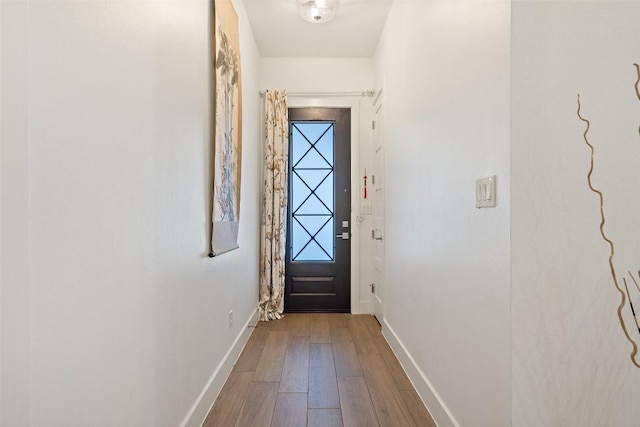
xmin=291 ymin=121 xmax=335 ymax=261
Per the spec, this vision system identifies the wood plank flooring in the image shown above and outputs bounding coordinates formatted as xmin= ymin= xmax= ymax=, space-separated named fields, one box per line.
xmin=203 ymin=314 xmax=436 ymax=427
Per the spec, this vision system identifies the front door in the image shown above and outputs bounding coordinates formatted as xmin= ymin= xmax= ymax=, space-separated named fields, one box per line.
xmin=285 ymin=107 xmax=351 ymax=312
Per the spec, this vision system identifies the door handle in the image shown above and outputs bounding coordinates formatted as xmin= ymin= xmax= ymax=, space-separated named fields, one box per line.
xmin=337 ymin=232 xmax=350 ymax=240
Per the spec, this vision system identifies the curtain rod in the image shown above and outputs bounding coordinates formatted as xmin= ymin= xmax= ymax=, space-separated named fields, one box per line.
xmin=259 ymin=90 xmax=375 ymax=98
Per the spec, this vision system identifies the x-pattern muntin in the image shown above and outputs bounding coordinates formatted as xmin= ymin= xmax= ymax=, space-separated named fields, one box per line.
xmin=292 ymin=170 xmax=333 ymax=215
xmin=292 ymin=122 xmax=333 ymax=170
xmin=292 ymin=215 xmax=333 ymax=261
xmin=291 ymin=122 xmax=335 ymax=261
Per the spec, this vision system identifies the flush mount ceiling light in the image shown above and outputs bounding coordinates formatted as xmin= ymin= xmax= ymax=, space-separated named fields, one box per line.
xmin=297 ymin=0 xmax=339 ymax=24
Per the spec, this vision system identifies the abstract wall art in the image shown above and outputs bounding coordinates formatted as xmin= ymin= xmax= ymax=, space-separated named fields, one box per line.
xmin=577 ymin=63 xmax=640 ymax=368
xmin=210 ymin=0 xmax=242 ymax=257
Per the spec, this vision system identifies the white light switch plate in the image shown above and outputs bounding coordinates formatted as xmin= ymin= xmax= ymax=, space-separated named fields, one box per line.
xmin=476 ymin=175 xmax=496 ymax=208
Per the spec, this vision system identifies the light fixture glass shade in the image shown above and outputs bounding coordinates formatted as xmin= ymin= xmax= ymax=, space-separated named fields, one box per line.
xmin=297 ymin=0 xmax=339 ymax=24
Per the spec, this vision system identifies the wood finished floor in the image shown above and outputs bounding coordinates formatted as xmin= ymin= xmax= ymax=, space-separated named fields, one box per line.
xmin=203 ymin=313 xmax=436 ymax=427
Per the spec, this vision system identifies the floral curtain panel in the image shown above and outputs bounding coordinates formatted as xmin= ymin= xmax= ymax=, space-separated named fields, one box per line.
xmin=258 ymin=91 xmax=289 ymax=321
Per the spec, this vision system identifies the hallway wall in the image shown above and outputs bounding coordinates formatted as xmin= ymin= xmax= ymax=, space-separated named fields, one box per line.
xmin=374 ymin=1 xmax=511 ymax=426
xmin=1 ymin=3 xmax=31 ymax=425
xmin=0 ymin=0 xmax=261 ymax=426
xmin=511 ymin=2 xmax=640 ymax=425
xmin=261 ymin=58 xmax=374 ymax=94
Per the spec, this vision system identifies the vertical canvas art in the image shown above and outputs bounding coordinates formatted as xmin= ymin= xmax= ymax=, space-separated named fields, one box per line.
xmin=210 ymin=0 xmax=242 ymax=257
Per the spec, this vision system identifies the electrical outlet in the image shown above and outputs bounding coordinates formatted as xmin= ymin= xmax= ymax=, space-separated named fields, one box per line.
xmin=228 ymin=310 xmax=233 ymax=329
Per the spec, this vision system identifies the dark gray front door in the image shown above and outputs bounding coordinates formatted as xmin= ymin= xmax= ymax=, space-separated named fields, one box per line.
xmin=285 ymin=107 xmax=351 ymax=312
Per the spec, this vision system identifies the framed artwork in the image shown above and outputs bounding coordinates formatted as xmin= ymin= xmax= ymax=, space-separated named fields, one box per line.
xmin=210 ymin=0 xmax=242 ymax=257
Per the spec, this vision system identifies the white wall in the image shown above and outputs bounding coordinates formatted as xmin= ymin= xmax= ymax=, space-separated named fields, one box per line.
xmin=260 ymin=58 xmax=376 ymax=314
xmin=261 ymin=58 xmax=374 ymax=94
xmin=1 ymin=0 xmax=261 ymax=425
xmin=374 ymin=2 xmax=511 ymax=426
xmin=511 ymin=2 xmax=640 ymax=425
xmin=1 ymin=2 xmax=31 ymax=425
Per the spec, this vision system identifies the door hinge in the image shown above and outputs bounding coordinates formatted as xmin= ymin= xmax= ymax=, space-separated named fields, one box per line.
xmin=370 ymin=283 xmax=375 ymax=293
xmin=372 ymin=120 xmax=376 ymax=130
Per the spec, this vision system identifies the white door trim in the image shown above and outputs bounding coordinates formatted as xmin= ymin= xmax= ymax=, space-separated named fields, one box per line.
xmin=372 ymin=91 xmax=385 ymax=322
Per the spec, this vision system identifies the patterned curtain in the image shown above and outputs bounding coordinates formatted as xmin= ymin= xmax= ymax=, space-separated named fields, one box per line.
xmin=258 ymin=91 xmax=289 ymax=321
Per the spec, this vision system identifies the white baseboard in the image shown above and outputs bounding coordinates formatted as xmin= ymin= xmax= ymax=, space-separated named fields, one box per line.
xmin=381 ymin=320 xmax=460 ymax=427
xmin=180 ymin=310 xmax=258 ymax=427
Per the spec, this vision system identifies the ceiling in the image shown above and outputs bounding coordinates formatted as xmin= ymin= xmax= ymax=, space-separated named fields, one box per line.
xmin=243 ymin=0 xmax=393 ymax=58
